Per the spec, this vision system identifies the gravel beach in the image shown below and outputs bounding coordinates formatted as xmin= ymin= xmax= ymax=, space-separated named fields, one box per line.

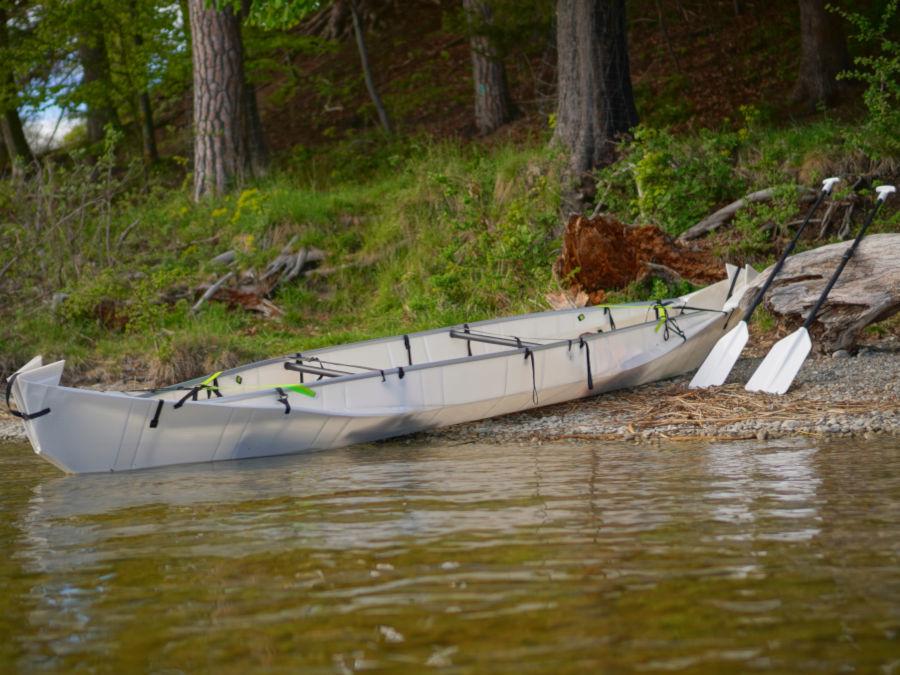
xmin=3 ymin=335 xmax=898 ymax=447
xmin=412 ymin=339 xmax=900 ymax=445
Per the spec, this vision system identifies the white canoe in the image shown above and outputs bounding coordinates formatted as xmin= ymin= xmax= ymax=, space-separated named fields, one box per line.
xmin=7 ymin=266 xmax=754 ymax=473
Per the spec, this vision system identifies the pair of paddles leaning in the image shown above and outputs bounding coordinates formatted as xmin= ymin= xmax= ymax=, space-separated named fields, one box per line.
xmin=690 ymin=179 xmax=896 ymax=395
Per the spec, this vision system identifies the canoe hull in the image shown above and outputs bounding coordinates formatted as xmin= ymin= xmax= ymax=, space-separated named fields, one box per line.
xmin=8 ymin=269 xmax=751 ymax=473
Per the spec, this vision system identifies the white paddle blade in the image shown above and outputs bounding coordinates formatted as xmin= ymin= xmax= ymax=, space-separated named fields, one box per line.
xmin=689 ymin=320 xmax=749 ymax=388
xmin=745 ymin=328 xmax=812 ymax=395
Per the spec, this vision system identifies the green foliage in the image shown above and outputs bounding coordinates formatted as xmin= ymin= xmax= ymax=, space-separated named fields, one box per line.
xmin=20 ymin=0 xmax=190 ymax=150
xmin=596 ymin=125 xmax=741 ymax=236
xmin=830 ymin=0 xmax=900 ymax=159
xmin=244 ymin=0 xmax=323 ymax=30
xmin=727 ymin=183 xmax=799 ymax=259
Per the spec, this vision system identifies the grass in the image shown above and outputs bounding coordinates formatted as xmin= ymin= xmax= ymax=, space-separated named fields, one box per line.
xmin=0 ymin=134 xmax=565 ymax=384
xmin=1 ymin=113 xmax=897 ymax=386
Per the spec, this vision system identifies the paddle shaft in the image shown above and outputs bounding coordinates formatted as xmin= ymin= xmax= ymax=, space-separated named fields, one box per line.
xmin=741 ymin=184 xmax=833 ymax=323
xmin=801 ymin=195 xmax=887 ymax=331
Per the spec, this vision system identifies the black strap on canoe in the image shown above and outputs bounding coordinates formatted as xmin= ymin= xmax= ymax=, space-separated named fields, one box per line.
xmin=524 ymin=348 xmax=538 ymax=404
xmin=579 ymin=337 xmax=594 ymax=390
xmin=725 ymin=268 xmax=740 ymax=300
xmin=149 ymin=400 xmax=164 ymax=428
xmin=4 ymin=372 xmax=51 ymax=420
xmin=276 ymin=387 xmax=290 ymax=414
xmin=463 ymin=324 xmax=472 ymax=356
xmin=173 ymin=387 xmax=198 ymax=409
xmin=403 ymin=334 xmax=412 ymax=365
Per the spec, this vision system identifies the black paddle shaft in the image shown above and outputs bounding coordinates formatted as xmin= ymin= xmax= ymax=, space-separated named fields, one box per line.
xmin=801 ymin=194 xmax=889 ymax=331
xmin=742 ymin=186 xmax=832 ymax=322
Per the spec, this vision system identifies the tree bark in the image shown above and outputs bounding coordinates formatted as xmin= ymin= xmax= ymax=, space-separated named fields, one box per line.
xmin=552 ymin=0 xmax=639 ymax=181
xmin=78 ymin=5 xmax=119 ymax=146
xmin=349 ymin=0 xmax=393 ymax=135
xmin=0 ymin=8 xmax=33 ymax=165
xmin=189 ymin=0 xmax=247 ymax=200
xmin=463 ymin=0 xmax=513 ymax=136
xmin=791 ymin=0 xmax=849 ymax=109
xmin=0 ymin=107 xmax=32 ymax=165
xmin=239 ymin=0 xmax=269 ymax=174
xmin=244 ymin=80 xmax=270 ymax=175
xmin=130 ymin=4 xmax=159 ymax=164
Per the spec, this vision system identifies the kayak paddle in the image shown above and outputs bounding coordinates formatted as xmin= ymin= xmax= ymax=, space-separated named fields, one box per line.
xmin=745 ymin=184 xmax=896 ymax=395
xmin=690 ymin=177 xmax=840 ymax=388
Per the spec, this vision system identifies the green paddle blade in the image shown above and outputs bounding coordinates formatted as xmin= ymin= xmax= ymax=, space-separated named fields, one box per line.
xmin=689 ymin=320 xmax=750 ymax=388
xmin=745 ymin=327 xmax=812 ymax=395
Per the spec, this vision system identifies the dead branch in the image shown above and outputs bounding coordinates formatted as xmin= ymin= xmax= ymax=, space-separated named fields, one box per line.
xmin=678 ymin=186 xmax=815 ymax=241
xmin=191 ymin=272 xmax=234 ymax=313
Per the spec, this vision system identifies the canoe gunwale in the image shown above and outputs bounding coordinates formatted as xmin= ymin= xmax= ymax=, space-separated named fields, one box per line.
xmin=135 ymin=303 xmax=727 ymax=406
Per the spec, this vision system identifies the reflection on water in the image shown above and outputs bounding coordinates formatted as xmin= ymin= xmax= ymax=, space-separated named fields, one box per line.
xmin=1 ymin=437 xmax=898 ymax=672
xmin=706 ymin=442 xmax=822 ymax=540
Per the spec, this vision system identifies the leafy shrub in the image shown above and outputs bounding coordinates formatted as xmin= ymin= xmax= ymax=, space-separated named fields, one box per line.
xmin=831 ymin=0 xmax=900 ymax=160
xmin=596 ymin=125 xmax=742 ymax=236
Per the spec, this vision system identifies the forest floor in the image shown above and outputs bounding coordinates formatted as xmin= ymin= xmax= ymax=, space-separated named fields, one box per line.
xmin=256 ymin=0 xmax=838 ymax=156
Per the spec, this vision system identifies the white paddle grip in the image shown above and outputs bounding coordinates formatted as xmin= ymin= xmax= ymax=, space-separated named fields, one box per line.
xmin=822 ymin=177 xmax=840 ymax=193
xmin=876 ymin=185 xmax=896 ymax=201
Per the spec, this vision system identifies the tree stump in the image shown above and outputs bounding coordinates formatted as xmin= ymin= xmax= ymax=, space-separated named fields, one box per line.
xmin=739 ymin=233 xmax=900 ymax=352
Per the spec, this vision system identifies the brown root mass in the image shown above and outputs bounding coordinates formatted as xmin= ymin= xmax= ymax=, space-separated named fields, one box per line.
xmin=553 ymin=214 xmax=723 ymax=303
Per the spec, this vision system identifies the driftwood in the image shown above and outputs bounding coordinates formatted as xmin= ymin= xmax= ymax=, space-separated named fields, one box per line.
xmin=678 ymin=186 xmax=815 ymax=242
xmin=191 ymin=244 xmax=327 ymax=316
xmin=738 ymin=233 xmax=900 ymax=352
xmin=190 ymin=272 xmax=234 ymax=313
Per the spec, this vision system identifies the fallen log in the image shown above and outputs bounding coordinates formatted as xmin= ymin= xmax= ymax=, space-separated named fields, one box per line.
xmin=678 ymin=186 xmax=815 ymax=242
xmin=738 ymin=233 xmax=900 ymax=353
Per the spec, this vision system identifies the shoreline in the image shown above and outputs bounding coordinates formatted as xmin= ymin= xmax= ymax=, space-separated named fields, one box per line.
xmin=413 ymin=343 xmax=900 ymax=446
xmin=3 ymin=339 xmax=898 ymax=447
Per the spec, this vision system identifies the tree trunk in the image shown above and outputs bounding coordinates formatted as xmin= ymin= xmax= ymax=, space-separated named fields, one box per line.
xmin=0 ymin=9 xmax=33 ymax=165
xmin=552 ymin=0 xmax=639 ymax=183
xmin=137 ymin=90 xmax=158 ymax=164
xmin=791 ymin=0 xmax=849 ymax=109
xmin=244 ymin=80 xmax=270 ymax=175
xmin=78 ymin=10 xmax=119 ymax=146
xmin=349 ymin=0 xmax=393 ymax=134
xmin=239 ymin=0 xmax=269 ymax=174
xmin=131 ymin=6 xmax=159 ymax=164
xmin=189 ymin=0 xmax=247 ymax=200
xmin=0 ymin=107 xmax=33 ymax=165
xmin=463 ymin=0 xmax=513 ymax=136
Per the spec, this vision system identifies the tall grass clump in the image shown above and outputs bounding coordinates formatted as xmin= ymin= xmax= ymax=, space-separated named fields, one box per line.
xmin=364 ymin=141 xmax=564 ymax=329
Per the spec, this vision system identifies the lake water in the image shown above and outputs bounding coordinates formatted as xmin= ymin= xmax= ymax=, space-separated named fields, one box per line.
xmin=1 ymin=436 xmax=898 ymax=673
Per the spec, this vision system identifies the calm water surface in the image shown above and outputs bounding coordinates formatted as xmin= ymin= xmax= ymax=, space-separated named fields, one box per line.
xmin=1 ymin=436 xmax=898 ymax=673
